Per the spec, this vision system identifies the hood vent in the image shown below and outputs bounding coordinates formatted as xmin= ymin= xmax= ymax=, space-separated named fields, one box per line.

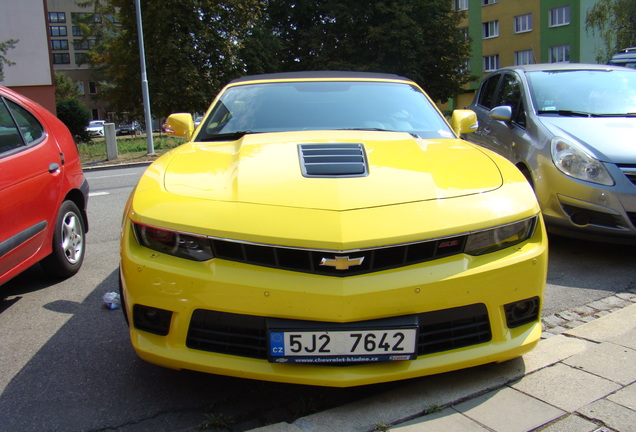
xmin=299 ymin=143 xmax=368 ymax=178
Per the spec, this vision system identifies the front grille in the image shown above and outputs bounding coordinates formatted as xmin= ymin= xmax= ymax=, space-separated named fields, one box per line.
xmin=186 ymin=304 xmax=492 ymax=361
xmin=618 ymin=164 xmax=636 ymax=186
xmin=210 ymin=235 xmax=467 ymax=277
xmin=627 ymin=212 xmax=636 ymax=228
xmin=417 ymin=304 xmax=491 ymax=355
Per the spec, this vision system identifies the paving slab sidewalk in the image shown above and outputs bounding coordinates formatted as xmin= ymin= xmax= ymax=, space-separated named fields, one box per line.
xmin=249 ymin=303 xmax=636 ymax=432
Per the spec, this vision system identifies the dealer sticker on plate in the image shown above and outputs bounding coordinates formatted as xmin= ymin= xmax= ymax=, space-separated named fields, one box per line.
xmin=268 ymin=328 xmax=418 ymax=364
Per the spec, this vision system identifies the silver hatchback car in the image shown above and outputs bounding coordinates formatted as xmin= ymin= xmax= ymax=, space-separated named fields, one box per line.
xmin=468 ymin=64 xmax=636 ymax=244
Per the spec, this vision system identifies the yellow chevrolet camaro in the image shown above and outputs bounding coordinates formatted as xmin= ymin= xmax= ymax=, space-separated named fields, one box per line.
xmin=120 ymin=72 xmax=547 ymax=387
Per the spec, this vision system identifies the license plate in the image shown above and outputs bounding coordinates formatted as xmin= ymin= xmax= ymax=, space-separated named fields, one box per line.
xmin=268 ymin=328 xmax=417 ymax=364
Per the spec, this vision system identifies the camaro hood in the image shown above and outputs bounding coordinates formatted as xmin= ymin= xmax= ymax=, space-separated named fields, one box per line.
xmin=161 ymin=131 xmax=502 ymax=211
xmin=538 ymin=116 xmax=636 ymax=163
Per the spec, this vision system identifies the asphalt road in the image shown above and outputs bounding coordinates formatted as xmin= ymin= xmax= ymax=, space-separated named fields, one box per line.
xmin=0 ymin=165 xmax=634 ymax=432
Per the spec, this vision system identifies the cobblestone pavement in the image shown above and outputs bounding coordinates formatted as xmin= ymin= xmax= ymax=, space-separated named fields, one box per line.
xmin=541 ymin=285 xmax=636 ymax=338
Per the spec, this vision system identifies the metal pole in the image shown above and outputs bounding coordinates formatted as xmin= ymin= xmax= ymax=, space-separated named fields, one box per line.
xmin=134 ymin=0 xmax=155 ymax=155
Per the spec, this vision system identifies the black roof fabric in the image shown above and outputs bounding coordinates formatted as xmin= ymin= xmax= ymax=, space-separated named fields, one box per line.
xmin=230 ymin=71 xmax=410 ymax=84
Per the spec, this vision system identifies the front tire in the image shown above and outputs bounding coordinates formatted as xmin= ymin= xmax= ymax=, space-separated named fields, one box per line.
xmin=41 ymin=200 xmax=86 ymax=279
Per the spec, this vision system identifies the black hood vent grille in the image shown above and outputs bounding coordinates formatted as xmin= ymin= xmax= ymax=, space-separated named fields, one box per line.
xmin=299 ymin=143 xmax=368 ymax=177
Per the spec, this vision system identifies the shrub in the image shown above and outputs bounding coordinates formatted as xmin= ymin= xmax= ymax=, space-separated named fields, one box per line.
xmin=56 ymin=99 xmax=91 ymax=142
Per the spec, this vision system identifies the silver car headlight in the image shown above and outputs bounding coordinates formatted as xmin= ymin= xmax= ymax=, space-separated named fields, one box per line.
xmin=551 ymin=137 xmax=614 ymax=186
xmin=465 ymin=217 xmax=537 ymax=256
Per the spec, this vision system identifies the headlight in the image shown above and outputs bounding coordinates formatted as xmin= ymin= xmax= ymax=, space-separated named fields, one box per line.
xmin=551 ymin=137 xmax=614 ymax=186
xmin=132 ymin=222 xmax=214 ymax=261
xmin=465 ymin=217 xmax=537 ymax=256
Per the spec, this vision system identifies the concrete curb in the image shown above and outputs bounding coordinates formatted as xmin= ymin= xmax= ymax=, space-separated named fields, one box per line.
xmin=82 ymin=160 xmax=154 ymax=171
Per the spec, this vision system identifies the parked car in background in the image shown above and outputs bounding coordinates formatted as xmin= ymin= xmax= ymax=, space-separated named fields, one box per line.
xmin=609 ymin=47 xmax=636 ymax=69
xmin=85 ymin=120 xmax=106 ymax=137
xmin=120 ymin=71 xmax=547 ymax=387
xmin=117 ymin=121 xmax=142 ymax=136
xmin=0 ymin=86 xmax=89 ymax=286
xmin=468 ymin=64 xmax=636 ymax=244
xmin=193 ymin=116 xmax=203 ymax=127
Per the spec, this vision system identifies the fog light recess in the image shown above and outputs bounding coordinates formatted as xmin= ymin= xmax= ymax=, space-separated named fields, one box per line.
xmin=133 ymin=304 xmax=173 ymax=336
xmin=504 ymin=297 xmax=540 ymax=328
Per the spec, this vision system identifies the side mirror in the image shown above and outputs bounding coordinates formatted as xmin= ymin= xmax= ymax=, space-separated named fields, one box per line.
xmin=489 ymin=105 xmax=512 ymax=122
xmin=450 ymin=109 xmax=478 ymax=135
xmin=165 ymin=113 xmax=195 ymax=139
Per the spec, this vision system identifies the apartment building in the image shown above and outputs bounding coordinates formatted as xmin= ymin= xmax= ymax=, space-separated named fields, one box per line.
xmin=454 ymin=0 xmax=604 ymax=108
xmin=46 ymin=0 xmax=115 ymax=121
xmin=0 ymin=0 xmax=56 ymax=113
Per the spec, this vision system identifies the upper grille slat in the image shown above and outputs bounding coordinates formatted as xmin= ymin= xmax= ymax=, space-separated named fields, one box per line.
xmin=618 ymin=164 xmax=636 ymax=186
xmin=210 ymin=235 xmax=468 ymax=277
xmin=299 ymin=143 xmax=368 ymax=177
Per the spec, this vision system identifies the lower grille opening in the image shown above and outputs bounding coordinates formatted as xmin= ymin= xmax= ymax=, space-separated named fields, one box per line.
xmin=561 ymin=204 xmax=622 ymax=228
xmin=186 ymin=304 xmax=492 ymax=362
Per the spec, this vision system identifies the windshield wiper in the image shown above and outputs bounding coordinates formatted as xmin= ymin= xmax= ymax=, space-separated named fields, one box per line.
xmin=537 ymin=110 xmax=593 ymax=117
xmin=338 ymin=127 xmax=396 ymax=132
xmin=199 ymin=130 xmax=254 ymax=141
xmin=337 ymin=127 xmax=420 ymax=138
xmin=589 ymin=113 xmax=636 ymax=117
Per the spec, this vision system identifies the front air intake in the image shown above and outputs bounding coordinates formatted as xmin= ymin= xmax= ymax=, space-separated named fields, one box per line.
xmin=299 ymin=143 xmax=368 ymax=177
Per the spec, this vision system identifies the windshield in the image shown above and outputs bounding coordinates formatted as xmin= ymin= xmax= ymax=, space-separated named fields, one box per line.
xmin=196 ymin=81 xmax=453 ymax=140
xmin=527 ymin=69 xmax=636 ymax=116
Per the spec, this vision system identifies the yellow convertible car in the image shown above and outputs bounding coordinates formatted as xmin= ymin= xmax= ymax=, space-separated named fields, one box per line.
xmin=120 ymin=72 xmax=547 ymax=387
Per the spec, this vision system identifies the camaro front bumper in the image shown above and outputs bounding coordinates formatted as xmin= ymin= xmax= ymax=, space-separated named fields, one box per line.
xmin=120 ymin=218 xmax=547 ymax=387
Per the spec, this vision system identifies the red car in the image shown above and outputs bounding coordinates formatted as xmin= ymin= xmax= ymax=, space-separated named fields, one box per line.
xmin=0 ymin=86 xmax=89 ymax=285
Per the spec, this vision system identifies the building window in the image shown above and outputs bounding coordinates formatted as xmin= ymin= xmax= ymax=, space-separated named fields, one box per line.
xmin=515 ymin=50 xmax=534 ymax=65
xmin=76 ymin=82 xmax=85 ymax=95
xmin=454 ymin=0 xmax=468 ymax=11
xmin=482 ymin=0 xmax=498 ymax=5
xmin=51 ymin=40 xmax=69 ymax=51
xmin=75 ymin=53 xmax=90 ymax=65
xmin=484 ymin=55 xmax=499 ymax=71
xmin=72 ymin=26 xmax=86 ymax=37
xmin=483 ymin=21 xmax=499 ymax=39
xmin=48 ymin=12 xmax=66 ymax=23
xmin=49 ymin=26 xmax=68 ymax=37
xmin=72 ymin=12 xmax=101 ymax=24
xmin=550 ymin=45 xmax=570 ymax=63
xmin=549 ymin=6 xmax=570 ymax=27
xmin=89 ymin=81 xmax=98 ymax=94
xmin=92 ymin=109 xmax=99 ymax=119
xmin=459 ymin=27 xmax=469 ymax=40
xmin=52 ymin=53 xmax=70 ymax=64
xmin=74 ymin=39 xmax=96 ymax=50
xmin=514 ymin=14 xmax=532 ymax=33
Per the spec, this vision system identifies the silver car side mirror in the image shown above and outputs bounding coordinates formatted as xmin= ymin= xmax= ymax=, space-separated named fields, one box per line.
xmin=489 ymin=105 xmax=512 ymax=122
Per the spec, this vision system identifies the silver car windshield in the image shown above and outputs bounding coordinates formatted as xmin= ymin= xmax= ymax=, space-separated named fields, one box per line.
xmin=196 ymin=81 xmax=454 ymax=141
xmin=527 ymin=69 xmax=636 ymax=117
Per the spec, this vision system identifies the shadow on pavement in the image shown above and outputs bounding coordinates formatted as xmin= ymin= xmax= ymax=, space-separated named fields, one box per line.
xmin=0 ymin=269 xmax=398 ymax=432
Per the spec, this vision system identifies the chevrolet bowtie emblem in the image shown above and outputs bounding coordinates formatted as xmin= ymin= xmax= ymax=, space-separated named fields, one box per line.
xmin=320 ymin=255 xmax=365 ymax=270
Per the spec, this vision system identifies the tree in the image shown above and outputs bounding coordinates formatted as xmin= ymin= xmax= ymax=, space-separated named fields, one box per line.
xmin=55 ymin=73 xmax=91 ymax=142
xmin=87 ymin=0 xmax=262 ymax=120
xmin=240 ymin=0 xmax=472 ymax=102
xmin=586 ymin=0 xmax=636 ymax=63
xmin=55 ymin=72 xmax=83 ymax=101
xmin=0 ymin=38 xmax=18 ymax=82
